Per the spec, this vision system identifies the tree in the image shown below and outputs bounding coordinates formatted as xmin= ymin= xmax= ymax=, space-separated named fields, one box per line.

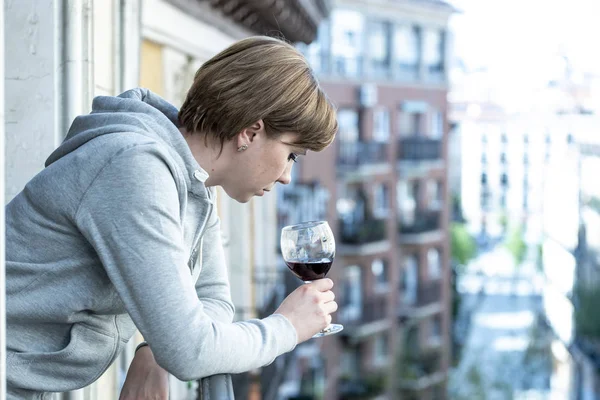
xmin=450 ymin=223 xmax=477 ymax=270
xmin=504 ymin=225 xmax=527 ymax=267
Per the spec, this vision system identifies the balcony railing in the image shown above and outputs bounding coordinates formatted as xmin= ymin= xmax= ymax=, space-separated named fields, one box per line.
xmin=340 ymin=218 xmax=387 ymax=245
xmin=302 ymin=50 xmax=437 ymax=83
xmin=340 ymin=297 xmax=388 ymax=329
xmin=398 ymin=137 xmax=442 ymax=162
xmin=338 ymin=141 xmax=388 ymax=167
xmin=400 ymin=280 xmax=442 ymax=316
xmin=399 ymin=210 xmax=441 ymax=235
xmin=398 ymin=350 xmax=444 ymax=390
xmin=232 ymin=270 xmax=301 ymax=400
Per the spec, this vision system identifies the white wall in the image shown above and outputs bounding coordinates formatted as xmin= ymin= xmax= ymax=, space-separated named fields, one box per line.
xmin=4 ymin=0 xmax=64 ymax=203
xmin=1 ymin=0 xmax=6 ymax=396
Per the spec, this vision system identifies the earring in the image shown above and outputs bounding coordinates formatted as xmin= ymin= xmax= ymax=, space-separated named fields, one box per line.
xmin=237 ymin=144 xmax=248 ymax=152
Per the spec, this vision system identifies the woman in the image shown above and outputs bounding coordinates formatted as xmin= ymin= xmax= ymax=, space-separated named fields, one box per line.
xmin=5 ymin=36 xmax=338 ymax=399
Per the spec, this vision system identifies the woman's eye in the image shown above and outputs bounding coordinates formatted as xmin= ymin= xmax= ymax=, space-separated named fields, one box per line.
xmin=288 ymin=153 xmax=298 ymax=163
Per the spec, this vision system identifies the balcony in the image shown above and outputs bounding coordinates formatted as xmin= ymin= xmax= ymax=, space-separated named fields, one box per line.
xmin=399 ymin=210 xmax=443 ymax=244
xmin=302 ymin=50 xmax=446 ymax=84
xmin=339 ymin=218 xmax=390 ymax=255
xmin=340 ymin=297 xmax=390 ymax=341
xmin=338 ymin=141 xmax=389 ymax=178
xmin=399 ymin=280 xmax=443 ymax=320
xmin=398 ymin=137 xmax=442 ymax=163
xmin=398 ymin=350 xmax=445 ymax=391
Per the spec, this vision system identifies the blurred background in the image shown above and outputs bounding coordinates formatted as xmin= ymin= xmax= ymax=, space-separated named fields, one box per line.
xmin=1 ymin=0 xmax=600 ymax=399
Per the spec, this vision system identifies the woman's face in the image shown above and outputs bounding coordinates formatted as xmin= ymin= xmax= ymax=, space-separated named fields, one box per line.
xmin=224 ymin=129 xmax=306 ymax=203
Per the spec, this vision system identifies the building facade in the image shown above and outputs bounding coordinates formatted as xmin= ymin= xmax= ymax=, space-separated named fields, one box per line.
xmin=3 ymin=0 xmax=328 ymax=398
xmin=297 ymin=1 xmax=454 ymax=398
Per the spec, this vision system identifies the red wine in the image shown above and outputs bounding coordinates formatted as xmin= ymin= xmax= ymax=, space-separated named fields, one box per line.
xmin=285 ymin=259 xmax=333 ymax=281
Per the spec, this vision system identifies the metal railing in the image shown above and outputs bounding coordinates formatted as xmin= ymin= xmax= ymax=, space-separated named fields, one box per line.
xmin=339 ymin=218 xmax=387 ymax=245
xmin=400 ymin=279 xmax=442 ymax=312
xmin=398 ymin=137 xmax=442 ymax=162
xmin=399 ymin=210 xmax=441 ymax=235
xmin=340 ymin=296 xmax=388 ymax=328
xmin=338 ymin=141 xmax=388 ymax=167
xmin=232 ymin=270 xmax=302 ymax=400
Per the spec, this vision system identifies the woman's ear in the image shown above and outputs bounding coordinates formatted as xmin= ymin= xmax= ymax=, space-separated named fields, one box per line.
xmin=235 ymin=119 xmax=265 ymax=149
xmin=248 ymin=119 xmax=265 ymax=142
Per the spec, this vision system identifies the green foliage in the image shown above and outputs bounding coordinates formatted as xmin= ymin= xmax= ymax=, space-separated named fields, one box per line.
xmin=574 ymin=284 xmax=600 ymax=338
xmin=450 ymin=223 xmax=477 ymax=269
xmin=504 ymin=225 xmax=527 ymax=266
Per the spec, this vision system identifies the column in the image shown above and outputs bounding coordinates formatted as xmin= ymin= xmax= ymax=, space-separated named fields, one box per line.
xmin=0 ymin=0 xmax=6 ymax=396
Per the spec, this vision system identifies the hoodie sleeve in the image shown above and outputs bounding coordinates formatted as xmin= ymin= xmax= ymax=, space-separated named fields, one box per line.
xmin=75 ymin=144 xmax=297 ymax=381
xmin=194 ymin=216 xmax=235 ymax=324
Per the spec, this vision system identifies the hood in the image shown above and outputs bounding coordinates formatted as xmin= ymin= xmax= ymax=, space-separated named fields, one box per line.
xmin=45 ymin=88 xmax=204 ymax=184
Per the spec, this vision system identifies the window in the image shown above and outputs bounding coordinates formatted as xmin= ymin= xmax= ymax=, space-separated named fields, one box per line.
xmin=501 ymin=173 xmax=508 ymax=186
xmin=304 ymin=20 xmax=330 ymax=73
xmin=338 ymin=109 xmax=359 ymax=142
xmin=393 ymin=25 xmax=419 ymax=69
xmin=373 ymin=333 xmax=389 ymax=365
xmin=427 ymin=180 xmax=443 ymax=209
xmin=373 ymin=183 xmax=390 ymax=217
xmin=398 ymin=111 xmax=421 ymax=137
xmin=423 ymin=28 xmax=444 ymax=76
xmin=481 ymin=173 xmax=488 ymax=185
xmin=427 ymin=248 xmax=441 ymax=279
xmin=500 ymin=152 xmax=507 ymax=164
xmin=501 ymin=133 xmax=508 ymax=144
xmin=373 ymin=108 xmax=390 ymax=142
xmin=523 ymin=134 xmax=529 ymax=144
xmin=368 ymin=21 xmax=390 ymax=76
xmin=481 ymin=153 xmax=487 ymax=164
xmin=430 ymin=109 xmax=444 ymax=139
xmin=341 ymin=348 xmax=361 ymax=378
xmin=482 ymin=134 xmax=488 ymax=144
xmin=430 ymin=315 xmax=442 ymax=344
xmin=331 ymin=10 xmax=365 ymax=77
xmin=341 ymin=265 xmax=362 ymax=321
xmin=567 ymin=133 xmax=574 ymax=144
xmin=397 ymin=181 xmax=416 ymax=226
xmin=372 ymin=258 xmax=389 ymax=289
xmin=402 ymin=255 xmax=418 ymax=304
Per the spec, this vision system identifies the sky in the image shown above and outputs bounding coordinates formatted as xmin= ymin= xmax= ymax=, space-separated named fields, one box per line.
xmin=446 ymin=0 xmax=600 ymax=111
xmin=447 ymin=0 xmax=600 ymax=84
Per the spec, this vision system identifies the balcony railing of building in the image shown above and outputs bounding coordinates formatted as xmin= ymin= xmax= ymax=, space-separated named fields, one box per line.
xmin=399 ymin=210 xmax=441 ymax=236
xmin=397 ymin=349 xmax=444 ymax=391
xmin=303 ymin=51 xmax=442 ymax=83
xmin=338 ymin=140 xmax=388 ymax=168
xmin=339 ymin=296 xmax=389 ymax=333
xmin=399 ymin=280 xmax=442 ymax=319
xmin=398 ymin=137 xmax=442 ymax=162
xmin=231 ymin=270 xmax=302 ymax=400
xmin=339 ymin=218 xmax=387 ymax=245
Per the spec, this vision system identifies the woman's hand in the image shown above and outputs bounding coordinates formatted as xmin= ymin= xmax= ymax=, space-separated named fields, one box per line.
xmin=275 ymin=278 xmax=338 ymax=343
xmin=119 ymin=345 xmax=170 ymax=400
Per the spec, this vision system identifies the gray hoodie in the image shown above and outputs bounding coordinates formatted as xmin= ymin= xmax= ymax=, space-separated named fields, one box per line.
xmin=5 ymin=88 xmax=298 ymax=398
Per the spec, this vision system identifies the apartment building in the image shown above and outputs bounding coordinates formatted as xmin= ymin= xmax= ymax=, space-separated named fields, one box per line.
xmin=3 ymin=0 xmax=328 ymax=398
xmin=541 ymin=120 xmax=600 ymax=400
xmin=296 ymin=1 xmax=454 ymax=398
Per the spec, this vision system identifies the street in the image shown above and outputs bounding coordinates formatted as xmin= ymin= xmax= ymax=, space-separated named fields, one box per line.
xmin=449 ymin=247 xmax=573 ymax=399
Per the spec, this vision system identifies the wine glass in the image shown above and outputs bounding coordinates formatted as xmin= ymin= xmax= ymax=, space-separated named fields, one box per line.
xmin=281 ymin=221 xmax=343 ymax=337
